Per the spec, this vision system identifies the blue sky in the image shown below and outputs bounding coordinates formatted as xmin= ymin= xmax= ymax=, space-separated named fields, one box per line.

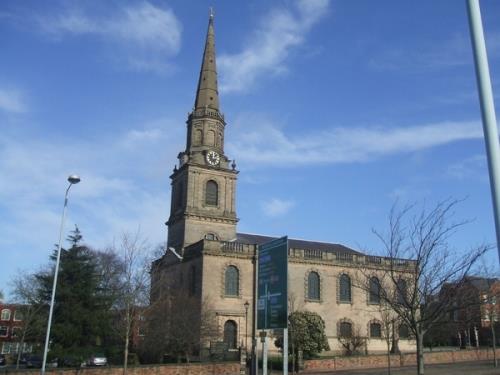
xmin=1 ymin=0 xmax=499 ymax=298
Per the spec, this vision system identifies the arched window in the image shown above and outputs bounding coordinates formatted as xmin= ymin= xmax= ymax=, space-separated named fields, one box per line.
xmin=207 ymin=130 xmax=215 ymax=146
xmin=194 ymin=129 xmax=202 ymax=145
xmin=307 ymin=271 xmax=320 ymax=300
xmin=399 ymin=324 xmax=409 ymax=339
xmin=205 ymin=180 xmax=218 ymax=206
xmin=225 ymin=266 xmax=239 ymax=296
xmin=1 ymin=309 xmax=11 ymax=321
xmin=369 ymin=277 xmax=381 ymax=304
xmin=339 ymin=321 xmax=352 ymax=338
xmin=396 ymin=279 xmax=407 ymax=305
xmin=339 ymin=274 xmax=351 ymax=302
xmin=370 ymin=322 xmax=382 ymax=338
xmin=223 ymin=320 xmax=237 ymax=349
xmin=205 ymin=233 xmax=218 ymax=240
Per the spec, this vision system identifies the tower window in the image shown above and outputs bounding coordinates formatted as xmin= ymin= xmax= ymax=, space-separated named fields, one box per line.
xmin=225 ymin=265 xmax=239 ymax=297
xmin=205 ymin=180 xmax=218 ymax=206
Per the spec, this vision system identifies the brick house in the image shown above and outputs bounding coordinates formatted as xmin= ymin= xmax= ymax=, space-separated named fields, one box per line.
xmin=0 ymin=303 xmax=33 ymax=356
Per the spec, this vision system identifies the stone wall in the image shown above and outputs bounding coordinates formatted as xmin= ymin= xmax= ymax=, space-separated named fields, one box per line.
xmin=10 ymin=362 xmax=240 ymax=375
xmin=304 ymin=348 xmax=500 ymax=371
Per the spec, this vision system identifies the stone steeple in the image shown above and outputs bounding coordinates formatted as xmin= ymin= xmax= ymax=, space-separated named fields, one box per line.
xmin=166 ymin=11 xmax=238 ymax=252
xmin=194 ymin=12 xmax=219 ymax=111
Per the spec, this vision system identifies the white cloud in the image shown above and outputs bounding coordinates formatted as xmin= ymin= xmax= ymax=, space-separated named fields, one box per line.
xmin=0 ymin=87 xmax=26 ymax=113
xmin=218 ymin=0 xmax=329 ymax=93
xmin=35 ymin=2 xmax=182 ymax=73
xmin=261 ymin=198 xmax=295 ymax=217
xmin=0 ymin=118 xmax=183 ymax=268
xmin=369 ymin=32 xmax=500 ymax=72
xmin=227 ymin=115 xmax=483 ymax=167
xmin=447 ymin=154 xmax=487 ymax=180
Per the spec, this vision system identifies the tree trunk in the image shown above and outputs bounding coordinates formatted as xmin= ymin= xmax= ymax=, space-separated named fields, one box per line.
xmin=491 ymin=324 xmax=497 ymax=368
xmin=16 ymin=331 xmax=27 ymax=370
xmin=386 ymin=340 xmax=391 ymax=375
xmin=416 ymin=332 xmax=425 ymax=375
xmin=123 ymin=308 xmax=130 ymax=375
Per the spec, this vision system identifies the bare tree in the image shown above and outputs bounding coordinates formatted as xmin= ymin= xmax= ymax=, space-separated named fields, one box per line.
xmin=358 ymin=199 xmax=490 ymax=375
xmin=141 ymin=290 xmax=218 ymax=363
xmin=378 ymin=303 xmax=401 ymax=375
xmin=111 ymin=231 xmax=151 ymax=374
xmin=338 ymin=326 xmax=366 ymax=356
xmin=9 ymin=272 xmax=46 ymax=369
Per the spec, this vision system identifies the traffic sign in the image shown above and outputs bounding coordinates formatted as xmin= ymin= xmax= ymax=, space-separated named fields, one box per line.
xmin=257 ymin=236 xmax=288 ymax=329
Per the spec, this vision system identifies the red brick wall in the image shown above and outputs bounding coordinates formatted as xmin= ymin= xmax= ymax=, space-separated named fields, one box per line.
xmin=304 ymin=349 xmax=500 ymax=372
xmin=12 ymin=362 xmax=240 ymax=375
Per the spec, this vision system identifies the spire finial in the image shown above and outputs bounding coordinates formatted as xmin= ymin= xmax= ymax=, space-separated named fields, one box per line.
xmin=209 ymin=7 xmax=214 ymax=20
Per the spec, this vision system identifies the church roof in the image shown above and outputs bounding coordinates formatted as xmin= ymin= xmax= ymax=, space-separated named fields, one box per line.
xmin=236 ymin=232 xmax=363 ymax=255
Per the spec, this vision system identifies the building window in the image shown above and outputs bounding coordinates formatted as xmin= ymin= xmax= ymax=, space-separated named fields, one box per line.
xmin=339 ymin=274 xmax=352 ymax=303
xmin=205 ymin=180 xmax=218 ymax=206
xmin=11 ymin=327 xmax=20 ymax=338
xmin=223 ymin=320 xmax=237 ymax=349
xmin=396 ymin=279 xmax=407 ymax=305
xmin=399 ymin=324 xmax=409 ymax=339
xmin=205 ymin=233 xmax=218 ymax=240
xmin=369 ymin=277 xmax=381 ymax=304
xmin=1 ymin=309 xmax=11 ymax=321
xmin=307 ymin=271 xmax=320 ymax=300
xmin=225 ymin=266 xmax=239 ymax=297
xmin=13 ymin=310 xmax=23 ymax=321
xmin=0 ymin=326 xmax=8 ymax=337
xmin=339 ymin=321 xmax=352 ymax=338
xmin=370 ymin=322 xmax=382 ymax=338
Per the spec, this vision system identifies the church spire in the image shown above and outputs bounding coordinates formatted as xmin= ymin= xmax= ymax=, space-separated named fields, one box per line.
xmin=194 ymin=10 xmax=219 ymax=111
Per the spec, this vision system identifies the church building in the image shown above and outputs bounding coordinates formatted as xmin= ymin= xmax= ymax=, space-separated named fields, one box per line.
xmin=151 ymin=13 xmax=416 ymax=355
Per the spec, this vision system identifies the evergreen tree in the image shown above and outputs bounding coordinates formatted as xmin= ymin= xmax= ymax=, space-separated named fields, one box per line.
xmin=35 ymin=227 xmax=115 ymax=360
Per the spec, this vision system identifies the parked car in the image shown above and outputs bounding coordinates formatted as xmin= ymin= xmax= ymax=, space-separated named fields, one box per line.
xmin=26 ymin=355 xmax=43 ymax=368
xmin=0 ymin=354 xmax=6 ymax=366
xmin=85 ymin=354 xmax=107 ymax=366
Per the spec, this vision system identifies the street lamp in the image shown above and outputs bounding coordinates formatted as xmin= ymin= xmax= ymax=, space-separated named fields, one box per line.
xmin=41 ymin=174 xmax=80 ymax=375
xmin=244 ymin=301 xmax=250 ymax=354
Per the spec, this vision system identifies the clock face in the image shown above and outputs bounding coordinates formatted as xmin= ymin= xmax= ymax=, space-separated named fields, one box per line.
xmin=206 ymin=150 xmax=220 ymax=166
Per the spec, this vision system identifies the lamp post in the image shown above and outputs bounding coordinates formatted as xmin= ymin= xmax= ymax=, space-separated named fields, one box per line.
xmin=244 ymin=300 xmax=250 ymax=354
xmin=41 ymin=174 xmax=80 ymax=375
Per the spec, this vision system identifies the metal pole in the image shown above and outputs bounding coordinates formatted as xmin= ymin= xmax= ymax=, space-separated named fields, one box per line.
xmin=283 ymin=328 xmax=288 ymax=375
xmin=41 ymin=183 xmax=73 ymax=375
xmin=245 ymin=304 xmax=249 ymax=355
xmin=467 ymin=0 xmax=500 ymax=264
xmin=251 ymin=250 xmax=258 ymax=375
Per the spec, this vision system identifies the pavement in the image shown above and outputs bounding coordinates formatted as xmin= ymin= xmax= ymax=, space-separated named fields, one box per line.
xmin=301 ymin=360 xmax=500 ymax=375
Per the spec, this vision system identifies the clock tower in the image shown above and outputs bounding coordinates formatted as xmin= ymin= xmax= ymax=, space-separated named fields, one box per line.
xmin=166 ymin=13 xmax=238 ymax=252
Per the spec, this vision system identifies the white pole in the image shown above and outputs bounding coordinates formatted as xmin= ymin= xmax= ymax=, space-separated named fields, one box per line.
xmin=262 ymin=335 xmax=268 ymax=375
xmin=283 ymin=328 xmax=288 ymax=375
xmin=466 ymin=0 xmax=500 ymax=264
xmin=41 ymin=175 xmax=79 ymax=375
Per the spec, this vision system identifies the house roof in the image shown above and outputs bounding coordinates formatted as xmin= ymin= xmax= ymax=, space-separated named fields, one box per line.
xmin=465 ymin=276 xmax=498 ymax=291
xmin=236 ymin=232 xmax=363 ymax=255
